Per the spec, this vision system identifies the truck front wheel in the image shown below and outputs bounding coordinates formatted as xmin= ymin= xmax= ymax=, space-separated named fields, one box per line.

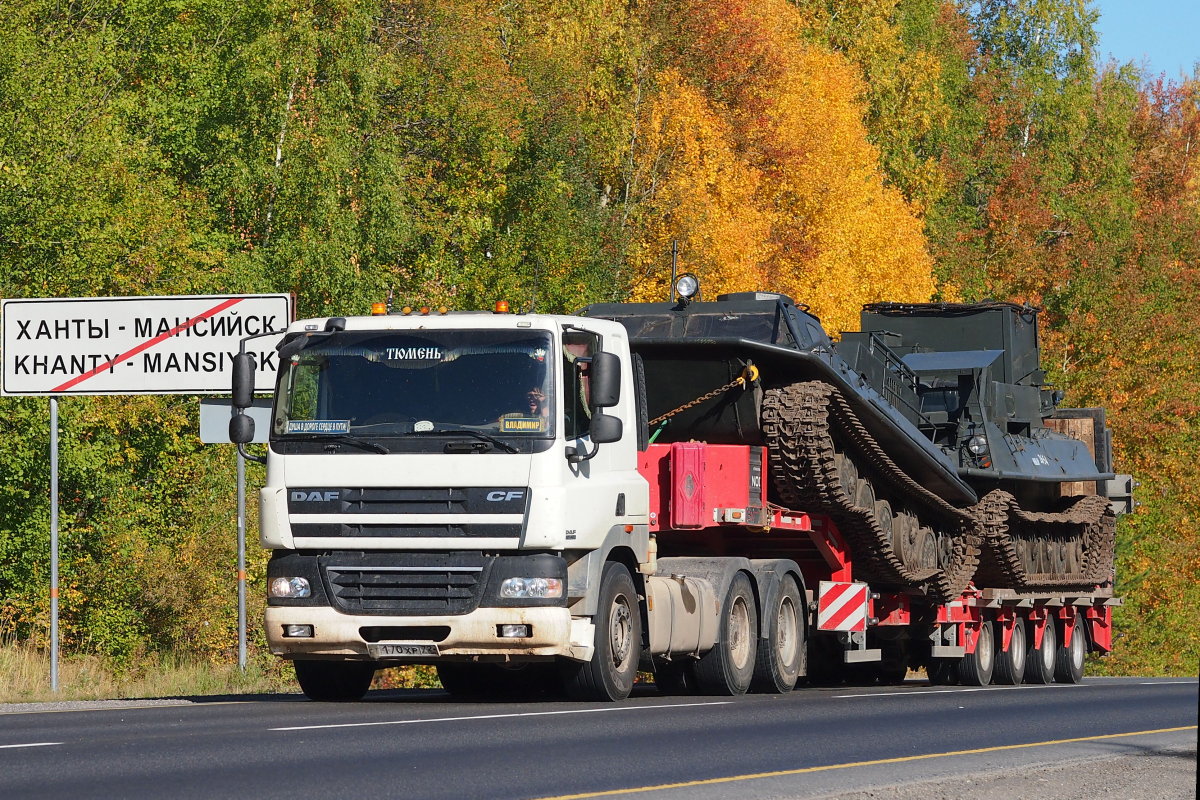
xmin=694 ymin=572 xmax=758 ymax=695
xmin=294 ymin=659 xmax=376 ymax=702
xmin=561 ymin=562 xmax=642 ymax=701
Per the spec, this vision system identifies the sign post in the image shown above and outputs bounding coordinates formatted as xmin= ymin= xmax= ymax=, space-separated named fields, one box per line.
xmin=2 ymin=294 xmax=291 ymax=689
xmin=200 ymin=398 xmax=271 ymax=671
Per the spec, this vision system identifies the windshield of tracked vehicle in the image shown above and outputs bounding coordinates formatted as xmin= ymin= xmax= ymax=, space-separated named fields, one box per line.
xmin=273 ymin=330 xmax=554 ymax=438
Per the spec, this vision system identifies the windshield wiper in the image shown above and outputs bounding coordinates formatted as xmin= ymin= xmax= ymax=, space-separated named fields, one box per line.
xmin=409 ymin=429 xmax=520 ymax=454
xmin=280 ymin=433 xmax=390 ymax=454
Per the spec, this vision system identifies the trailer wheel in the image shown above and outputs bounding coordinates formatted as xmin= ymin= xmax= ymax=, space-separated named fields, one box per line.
xmin=561 ymin=561 xmax=641 ymax=701
xmin=293 ymin=659 xmax=376 ymax=702
xmin=751 ymin=576 xmax=804 ymax=693
xmin=1054 ymin=616 xmax=1086 ymax=684
xmin=694 ymin=572 xmax=758 ymax=695
xmin=957 ymin=620 xmax=995 ymax=686
xmin=992 ymin=618 xmax=1026 ymax=685
xmin=1024 ymin=616 xmax=1056 ymax=684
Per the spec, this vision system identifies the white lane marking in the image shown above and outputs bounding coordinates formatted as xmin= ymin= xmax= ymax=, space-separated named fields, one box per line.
xmin=833 ymin=685 xmax=1083 ymax=699
xmin=0 ymin=701 xmax=249 ymax=716
xmin=271 ymin=701 xmax=733 ymax=732
xmin=0 ymin=742 xmax=62 ymax=750
xmin=1139 ymin=680 xmax=1197 ymax=685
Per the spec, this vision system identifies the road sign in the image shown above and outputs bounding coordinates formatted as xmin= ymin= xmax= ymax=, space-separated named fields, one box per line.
xmin=1 ymin=294 xmax=292 ymax=395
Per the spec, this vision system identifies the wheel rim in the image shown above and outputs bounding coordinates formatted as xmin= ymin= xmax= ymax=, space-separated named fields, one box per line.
xmin=1010 ymin=623 xmax=1026 ymax=666
xmin=729 ymin=596 xmax=752 ymax=670
xmin=775 ymin=596 xmax=799 ymax=667
xmin=609 ymin=594 xmax=633 ymax=670
xmin=977 ymin=624 xmax=994 ymax=672
xmin=1040 ymin=623 xmax=1056 ymax=671
xmin=1070 ymin=622 xmax=1085 ymax=668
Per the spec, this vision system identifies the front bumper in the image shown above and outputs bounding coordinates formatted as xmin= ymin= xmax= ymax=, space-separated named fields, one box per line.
xmin=266 ymin=605 xmax=595 ymax=661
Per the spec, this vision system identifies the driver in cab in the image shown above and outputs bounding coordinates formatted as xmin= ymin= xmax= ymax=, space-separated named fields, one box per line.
xmin=499 ymin=387 xmax=549 ymax=432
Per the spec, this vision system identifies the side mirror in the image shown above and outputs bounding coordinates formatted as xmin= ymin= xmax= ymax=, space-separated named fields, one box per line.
xmin=231 ymin=353 xmax=256 ymax=409
xmin=589 ymin=413 xmax=622 ymax=444
xmin=589 ymin=351 xmax=621 ymax=408
xmin=229 ymin=413 xmax=255 ymax=444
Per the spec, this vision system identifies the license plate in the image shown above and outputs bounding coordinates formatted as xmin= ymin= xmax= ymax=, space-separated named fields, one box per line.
xmin=367 ymin=642 xmax=440 ymax=658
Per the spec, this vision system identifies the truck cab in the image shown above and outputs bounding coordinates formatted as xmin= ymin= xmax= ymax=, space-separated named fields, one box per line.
xmin=236 ymin=309 xmax=652 ymax=699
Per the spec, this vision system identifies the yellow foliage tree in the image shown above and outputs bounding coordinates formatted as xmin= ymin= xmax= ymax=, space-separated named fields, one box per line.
xmin=640 ymin=0 xmax=937 ymax=334
xmin=626 ymin=69 xmax=772 ymax=301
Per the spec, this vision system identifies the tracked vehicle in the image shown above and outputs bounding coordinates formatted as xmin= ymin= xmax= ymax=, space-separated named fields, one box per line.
xmin=581 ymin=294 xmax=1122 ymax=602
xmin=231 ymin=282 xmax=1131 ymax=701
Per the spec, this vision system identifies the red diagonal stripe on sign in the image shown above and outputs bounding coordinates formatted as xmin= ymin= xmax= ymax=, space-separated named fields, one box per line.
xmin=824 ymin=589 xmax=867 ymax=631
xmin=819 ymin=581 xmax=855 ymax=610
xmin=51 ymin=297 xmax=245 ymax=392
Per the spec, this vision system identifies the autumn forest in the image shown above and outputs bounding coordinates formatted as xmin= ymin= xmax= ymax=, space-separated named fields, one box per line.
xmin=0 ymin=0 xmax=1197 ymax=676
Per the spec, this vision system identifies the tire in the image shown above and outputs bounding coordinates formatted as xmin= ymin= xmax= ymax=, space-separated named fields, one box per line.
xmin=694 ymin=572 xmax=758 ymax=695
xmin=561 ymin=562 xmax=642 ymax=701
xmin=957 ymin=620 xmax=995 ymax=686
xmin=1054 ymin=616 xmax=1087 ymax=684
xmin=1024 ymin=616 xmax=1056 ymax=684
xmin=992 ymin=618 xmax=1027 ymax=685
xmin=294 ymin=659 xmax=376 ymax=702
xmin=927 ymin=659 xmax=959 ymax=685
xmin=751 ymin=576 xmax=804 ymax=693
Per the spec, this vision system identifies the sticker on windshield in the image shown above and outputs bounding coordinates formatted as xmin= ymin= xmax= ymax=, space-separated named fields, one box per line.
xmin=384 ymin=346 xmax=443 ymax=361
xmin=286 ymin=420 xmax=351 ymax=434
xmin=499 ymin=417 xmax=546 ymax=432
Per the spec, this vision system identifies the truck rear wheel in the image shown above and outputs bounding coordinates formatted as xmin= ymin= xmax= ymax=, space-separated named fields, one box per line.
xmin=694 ymin=572 xmax=758 ymax=695
xmin=294 ymin=659 xmax=376 ymax=702
xmin=561 ymin=561 xmax=641 ymax=701
xmin=751 ymin=576 xmax=804 ymax=693
xmin=957 ymin=620 xmax=995 ymax=686
xmin=1054 ymin=616 xmax=1086 ymax=684
xmin=992 ymin=619 xmax=1026 ymax=685
xmin=1024 ymin=617 xmax=1056 ymax=684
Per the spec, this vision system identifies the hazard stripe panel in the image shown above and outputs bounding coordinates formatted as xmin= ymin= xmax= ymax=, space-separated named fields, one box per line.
xmin=817 ymin=580 xmax=869 ymax=632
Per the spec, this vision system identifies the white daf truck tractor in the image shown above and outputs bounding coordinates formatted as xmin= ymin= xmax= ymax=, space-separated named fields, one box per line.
xmin=230 ymin=281 xmax=1127 ymax=702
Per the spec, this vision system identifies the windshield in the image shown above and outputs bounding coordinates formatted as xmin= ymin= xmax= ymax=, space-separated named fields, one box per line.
xmin=273 ymin=329 xmax=554 ymax=442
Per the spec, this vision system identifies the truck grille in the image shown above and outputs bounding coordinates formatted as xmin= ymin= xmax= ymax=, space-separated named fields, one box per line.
xmin=322 ymin=553 xmax=488 ymax=616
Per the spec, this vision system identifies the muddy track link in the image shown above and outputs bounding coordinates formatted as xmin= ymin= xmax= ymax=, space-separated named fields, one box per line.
xmin=973 ymin=490 xmax=1116 ymax=591
xmin=762 ymin=381 xmax=981 ymax=602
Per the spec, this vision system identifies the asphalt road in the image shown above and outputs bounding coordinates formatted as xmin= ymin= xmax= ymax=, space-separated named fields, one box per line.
xmin=0 ymin=677 xmax=1194 ymax=799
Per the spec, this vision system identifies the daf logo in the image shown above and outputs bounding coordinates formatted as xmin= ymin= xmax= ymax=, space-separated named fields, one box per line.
xmin=486 ymin=491 xmax=524 ymax=502
xmin=291 ymin=490 xmax=340 ymax=502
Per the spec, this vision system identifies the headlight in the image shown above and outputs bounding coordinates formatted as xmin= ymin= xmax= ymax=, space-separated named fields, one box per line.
xmin=674 ymin=272 xmax=700 ymax=300
xmin=269 ymin=576 xmax=312 ymax=599
xmin=967 ymin=434 xmax=989 ymax=456
xmin=499 ymin=577 xmax=564 ymax=599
